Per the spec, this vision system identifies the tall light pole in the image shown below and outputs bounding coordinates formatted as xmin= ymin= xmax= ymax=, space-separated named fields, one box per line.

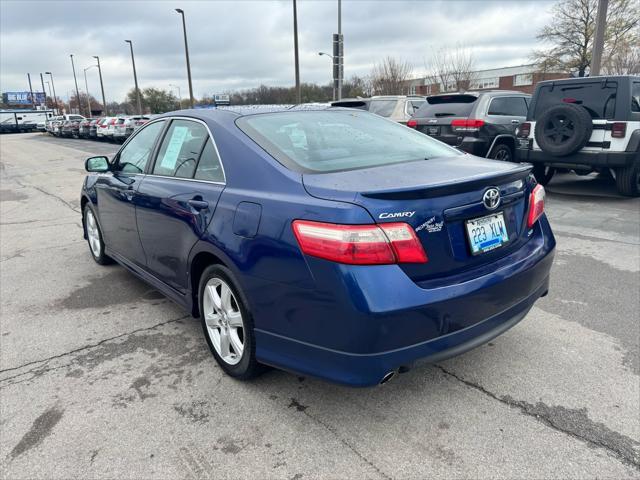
xmin=318 ymin=52 xmax=336 ymax=101
xmin=125 ymin=40 xmax=143 ymax=114
xmin=93 ymin=56 xmax=108 ymax=115
xmin=45 ymin=81 xmax=52 ymax=99
xmin=39 ymin=73 xmax=48 ymax=109
xmin=69 ymin=55 xmax=82 ymax=115
xmin=175 ymin=9 xmax=194 ymax=108
xmin=293 ymin=0 xmax=301 ymax=104
xmin=169 ymin=83 xmax=182 ymax=109
xmin=84 ymin=65 xmax=98 ymax=116
xmin=590 ymin=0 xmax=608 ymax=76
xmin=27 ymin=73 xmax=36 ymax=108
xmin=337 ymin=0 xmax=343 ymax=100
xmin=45 ymin=72 xmax=58 ymax=114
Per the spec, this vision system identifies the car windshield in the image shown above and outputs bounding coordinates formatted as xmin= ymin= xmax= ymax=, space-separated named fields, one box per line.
xmin=237 ymin=110 xmax=461 ymax=173
xmin=533 ymin=81 xmax=618 ymax=119
xmin=414 ymin=95 xmax=478 ymax=118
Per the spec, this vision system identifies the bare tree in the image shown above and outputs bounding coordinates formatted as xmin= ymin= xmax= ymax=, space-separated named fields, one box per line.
xmin=603 ymin=37 xmax=640 ymax=75
xmin=532 ymin=0 xmax=639 ymax=77
xmin=370 ymin=57 xmax=413 ymax=95
xmin=425 ymin=45 xmax=476 ymax=93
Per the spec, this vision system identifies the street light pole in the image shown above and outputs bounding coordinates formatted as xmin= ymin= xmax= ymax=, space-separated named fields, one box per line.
xmin=45 ymin=72 xmax=58 ymax=114
xmin=70 ymin=55 xmax=82 ymax=115
xmin=293 ymin=0 xmax=301 ymax=104
xmin=337 ymin=0 xmax=343 ymax=100
xmin=169 ymin=83 xmax=182 ymax=109
xmin=84 ymin=65 xmax=98 ymax=116
xmin=125 ymin=40 xmax=143 ymax=115
xmin=318 ymin=52 xmax=336 ymax=101
xmin=27 ymin=73 xmax=36 ymax=108
xmin=39 ymin=73 xmax=48 ymax=109
xmin=93 ymin=56 xmax=108 ymax=115
xmin=175 ymin=9 xmax=194 ymax=108
xmin=590 ymin=0 xmax=608 ymax=76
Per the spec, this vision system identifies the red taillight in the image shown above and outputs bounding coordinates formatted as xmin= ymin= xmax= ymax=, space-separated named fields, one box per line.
xmin=451 ymin=118 xmax=484 ymax=131
xmin=527 ymin=184 xmax=545 ymax=228
xmin=518 ymin=122 xmax=531 ymax=138
xmin=406 ymin=119 xmax=417 ymax=128
xmin=611 ymin=122 xmax=626 ymax=138
xmin=292 ymin=220 xmax=427 ymax=265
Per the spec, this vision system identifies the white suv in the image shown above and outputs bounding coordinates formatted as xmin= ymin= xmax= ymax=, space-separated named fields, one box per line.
xmin=516 ymin=75 xmax=640 ymax=196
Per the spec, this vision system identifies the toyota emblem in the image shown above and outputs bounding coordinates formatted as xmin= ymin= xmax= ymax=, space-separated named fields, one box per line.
xmin=483 ymin=188 xmax=501 ymax=210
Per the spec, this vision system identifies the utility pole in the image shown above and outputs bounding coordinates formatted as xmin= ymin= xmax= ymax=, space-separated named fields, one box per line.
xmin=39 ymin=73 xmax=48 ymax=108
xmin=93 ymin=56 xmax=108 ymax=115
xmin=175 ymin=9 xmax=194 ymax=108
xmin=27 ymin=73 xmax=36 ymax=108
xmin=337 ymin=0 xmax=343 ymax=100
xmin=293 ymin=0 xmax=301 ymax=104
xmin=590 ymin=0 xmax=608 ymax=76
xmin=125 ymin=40 xmax=143 ymax=115
xmin=70 ymin=55 xmax=82 ymax=115
xmin=83 ymin=66 xmax=96 ymax=116
xmin=45 ymin=72 xmax=58 ymax=114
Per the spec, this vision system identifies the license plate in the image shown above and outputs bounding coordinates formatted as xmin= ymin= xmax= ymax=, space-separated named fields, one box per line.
xmin=427 ymin=126 xmax=440 ymax=135
xmin=465 ymin=212 xmax=509 ymax=255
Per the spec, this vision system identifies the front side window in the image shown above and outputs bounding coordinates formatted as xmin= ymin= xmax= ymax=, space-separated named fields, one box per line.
xmin=237 ymin=110 xmax=461 ymax=173
xmin=153 ymin=120 xmax=208 ymax=178
xmin=116 ymin=120 xmax=165 ymax=173
xmin=488 ymin=97 xmax=528 ymax=116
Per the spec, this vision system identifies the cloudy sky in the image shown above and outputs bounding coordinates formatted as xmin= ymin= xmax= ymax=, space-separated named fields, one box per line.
xmin=0 ymin=0 xmax=556 ymax=103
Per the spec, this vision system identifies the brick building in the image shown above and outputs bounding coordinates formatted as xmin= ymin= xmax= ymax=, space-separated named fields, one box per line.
xmin=405 ymin=64 xmax=568 ymax=96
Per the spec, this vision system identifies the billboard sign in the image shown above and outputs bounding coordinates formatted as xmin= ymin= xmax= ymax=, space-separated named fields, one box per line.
xmin=3 ymin=91 xmax=46 ymax=105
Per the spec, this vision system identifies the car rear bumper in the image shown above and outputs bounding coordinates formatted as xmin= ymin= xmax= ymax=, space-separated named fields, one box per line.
xmin=252 ymin=217 xmax=555 ymax=386
xmin=517 ymin=147 xmax=639 ymax=168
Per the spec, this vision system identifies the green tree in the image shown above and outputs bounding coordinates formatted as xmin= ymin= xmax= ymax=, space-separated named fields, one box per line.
xmin=532 ymin=0 xmax=639 ymax=77
xmin=126 ymin=87 xmax=178 ymax=114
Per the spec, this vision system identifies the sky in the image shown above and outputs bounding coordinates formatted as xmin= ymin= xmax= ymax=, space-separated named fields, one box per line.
xmin=0 ymin=0 xmax=556 ymax=103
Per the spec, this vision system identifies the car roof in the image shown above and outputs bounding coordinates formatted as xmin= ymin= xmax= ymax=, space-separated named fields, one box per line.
xmin=155 ymin=105 xmax=334 ymax=122
xmin=535 ymin=75 xmax=638 ymax=86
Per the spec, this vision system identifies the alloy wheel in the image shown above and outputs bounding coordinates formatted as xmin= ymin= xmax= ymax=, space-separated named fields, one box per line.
xmin=85 ymin=210 xmax=101 ymax=258
xmin=202 ymin=278 xmax=245 ymax=365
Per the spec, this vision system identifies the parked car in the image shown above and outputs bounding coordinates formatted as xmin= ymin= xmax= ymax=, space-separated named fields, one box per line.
xmin=78 ymin=118 xmax=96 ymax=138
xmin=365 ymin=95 xmax=426 ymax=124
xmin=113 ymin=115 xmax=150 ymax=142
xmin=330 ymin=98 xmax=371 ymax=110
xmin=96 ymin=117 xmax=115 ymax=140
xmin=48 ymin=114 xmax=84 ymax=136
xmin=408 ymin=91 xmax=530 ymax=162
xmin=88 ymin=118 xmax=102 ymax=139
xmin=80 ymin=107 xmax=555 ymax=386
xmin=516 ymin=75 xmax=640 ymax=196
xmin=61 ymin=119 xmax=81 ymax=138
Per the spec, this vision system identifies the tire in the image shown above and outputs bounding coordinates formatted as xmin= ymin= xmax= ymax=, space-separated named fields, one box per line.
xmin=489 ymin=143 xmax=513 ymax=162
xmin=615 ymin=163 xmax=640 ymax=197
xmin=534 ymin=103 xmax=593 ymax=157
xmin=532 ymin=164 xmax=555 ymax=186
xmin=198 ymin=265 xmax=264 ymax=380
xmin=83 ymin=204 xmax=113 ymax=265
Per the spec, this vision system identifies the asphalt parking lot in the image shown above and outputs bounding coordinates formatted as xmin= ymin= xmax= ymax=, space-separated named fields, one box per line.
xmin=1 ymin=132 xmax=639 ymax=479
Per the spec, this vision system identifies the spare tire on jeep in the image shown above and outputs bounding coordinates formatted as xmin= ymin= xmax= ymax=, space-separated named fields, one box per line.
xmin=534 ymin=103 xmax=593 ymax=157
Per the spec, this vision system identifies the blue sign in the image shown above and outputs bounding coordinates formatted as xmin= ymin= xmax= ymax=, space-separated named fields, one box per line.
xmin=3 ymin=91 xmax=46 ymax=105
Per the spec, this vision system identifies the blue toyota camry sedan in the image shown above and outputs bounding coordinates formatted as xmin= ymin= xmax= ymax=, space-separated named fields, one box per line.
xmin=81 ymin=106 xmax=555 ymax=386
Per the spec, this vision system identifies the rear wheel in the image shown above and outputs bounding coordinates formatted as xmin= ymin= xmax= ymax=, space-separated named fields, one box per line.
xmin=532 ymin=165 xmax=555 ymax=186
xmin=199 ymin=265 xmax=264 ymax=380
xmin=489 ymin=143 xmax=513 ymax=162
xmin=615 ymin=163 xmax=640 ymax=197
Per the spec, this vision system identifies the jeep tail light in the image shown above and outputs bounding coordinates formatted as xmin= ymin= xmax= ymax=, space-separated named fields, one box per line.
xmin=611 ymin=122 xmax=626 ymax=138
xmin=518 ymin=122 xmax=531 ymax=138
xmin=292 ymin=220 xmax=427 ymax=265
xmin=406 ymin=119 xmax=418 ymax=128
xmin=451 ymin=118 xmax=484 ymax=131
xmin=527 ymin=184 xmax=545 ymax=228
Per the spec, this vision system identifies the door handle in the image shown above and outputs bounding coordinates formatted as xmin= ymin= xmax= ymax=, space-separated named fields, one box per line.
xmin=188 ymin=199 xmax=209 ymax=210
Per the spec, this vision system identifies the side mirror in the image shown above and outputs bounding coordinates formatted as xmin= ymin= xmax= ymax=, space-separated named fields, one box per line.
xmin=85 ymin=156 xmax=109 ymax=173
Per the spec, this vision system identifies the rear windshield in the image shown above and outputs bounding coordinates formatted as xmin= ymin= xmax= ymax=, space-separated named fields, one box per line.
xmin=414 ymin=95 xmax=477 ymax=118
xmin=368 ymin=99 xmax=398 ymax=117
xmin=237 ymin=110 xmax=461 ymax=173
xmin=533 ymin=81 xmax=618 ymax=119
xmin=406 ymin=100 xmax=425 ymax=115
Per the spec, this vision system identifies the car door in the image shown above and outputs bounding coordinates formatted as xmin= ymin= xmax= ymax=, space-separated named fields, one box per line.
xmin=94 ymin=119 xmax=166 ymax=267
xmin=135 ymin=118 xmax=226 ymax=293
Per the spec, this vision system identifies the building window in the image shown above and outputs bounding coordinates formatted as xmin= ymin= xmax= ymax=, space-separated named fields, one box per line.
xmin=409 ymin=85 xmax=416 ymax=95
xmin=513 ymin=73 xmax=533 ymax=86
xmin=471 ymin=77 xmax=499 ymax=90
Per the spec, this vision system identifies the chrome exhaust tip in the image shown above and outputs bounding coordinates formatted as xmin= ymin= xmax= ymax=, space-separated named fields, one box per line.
xmin=379 ymin=371 xmax=397 ymax=385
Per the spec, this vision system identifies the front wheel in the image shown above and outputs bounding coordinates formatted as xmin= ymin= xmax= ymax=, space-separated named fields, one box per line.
xmin=83 ymin=205 xmax=112 ymax=265
xmin=532 ymin=164 xmax=555 ymax=186
xmin=615 ymin=163 xmax=640 ymax=197
xmin=199 ymin=265 xmax=264 ymax=380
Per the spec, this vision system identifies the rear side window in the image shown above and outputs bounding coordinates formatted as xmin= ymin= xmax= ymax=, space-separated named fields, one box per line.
xmin=194 ymin=138 xmax=225 ymax=182
xmin=368 ymin=99 xmax=398 ymax=117
xmin=632 ymin=83 xmax=640 ymax=113
xmin=488 ymin=97 xmax=528 ymax=116
xmin=533 ymin=81 xmax=618 ymax=119
xmin=414 ymin=94 xmax=477 ymax=118
xmin=153 ymin=120 xmax=208 ymax=178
